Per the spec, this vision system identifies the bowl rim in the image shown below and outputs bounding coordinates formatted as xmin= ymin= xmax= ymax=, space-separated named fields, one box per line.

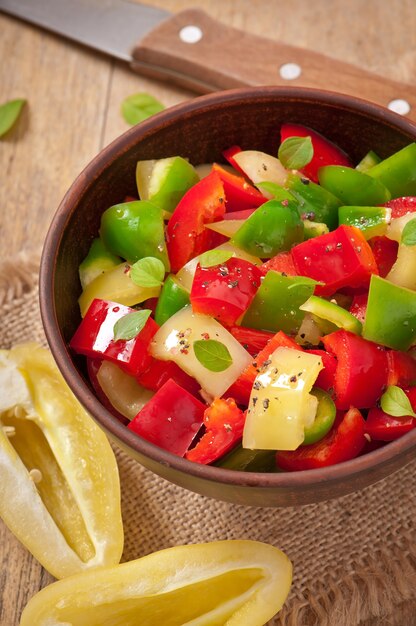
xmin=40 ymin=85 xmax=416 ymax=493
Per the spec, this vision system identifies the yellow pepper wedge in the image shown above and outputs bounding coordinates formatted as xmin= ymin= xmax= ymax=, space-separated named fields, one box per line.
xmin=78 ymin=261 xmax=160 ymax=317
xmin=19 ymin=540 xmax=292 ymax=626
xmin=0 ymin=343 xmax=123 ymax=579
xmin=243 ymin=347 xmax=323 ymax=450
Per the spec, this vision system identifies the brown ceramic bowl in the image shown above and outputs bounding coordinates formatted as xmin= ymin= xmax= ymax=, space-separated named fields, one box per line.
xmin=40 ymin=86 xmax=416 ymax=507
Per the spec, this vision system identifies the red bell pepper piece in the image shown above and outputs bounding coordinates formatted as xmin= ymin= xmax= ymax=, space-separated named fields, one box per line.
xmin=212 ymin=163 xmax=266 ymax=212
xmin=386 ymin=350 xmax=416 ymax=386
xmin=307 ymin=349 xmax=338 ymax=394
xmin=70 ymin=298 xmax=158 ymax=377
xmin=349 ymin=293 xmax=368 ymax=325
xmin=141 ymin=297 xmax=159 ymax=317
xmin=291 ymin=225 xmax=378 ymax=296
xmin=228 ymin=326 xmax=275 ymax=357
xmin=276 ymin=407 xmax=366 ymax=470
xmin=185 ymin=397 xmax=246 ymax=464
xmin=227 ymin=331 xmax=302 ymax=406
xmin=222 ymin=144 xmax=246 ymax=176
xmin=128 ymin=379 xmax=205 ymax=456
xmin=368 ymin=236 xmax=398 ymax=278
xmin=384 ymin=196 xmax=416 ymax=218
xmin=365 ymin=405 xmax=416 ymax=442
xmin=259 ymin=251 xmax=298 ymax=277
xmin=166 ymin=171 xmax=226 ymax=273
xmin=280 ymin=123 xmax=352 ymax=183
xmin=322 ymin=330 xmax=388 ymax=410
xmin=190 ymin=257 xmax=262 ymax=326
xmin=137 ymin=357 xmax=200 ymax=396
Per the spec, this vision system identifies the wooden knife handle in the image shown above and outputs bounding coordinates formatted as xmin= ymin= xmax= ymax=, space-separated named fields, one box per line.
xmin=132 ymin=8 xmax=416 ymax=122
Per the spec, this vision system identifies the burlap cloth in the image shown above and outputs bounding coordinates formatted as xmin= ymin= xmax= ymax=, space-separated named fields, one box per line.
xmin=1 ymin=249 xmax=416 ymax=626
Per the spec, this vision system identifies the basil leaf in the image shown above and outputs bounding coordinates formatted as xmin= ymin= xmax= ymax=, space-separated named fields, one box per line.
xmin=380 ymin=385 xmax=416 ymax=418
xmin=113 ymin=309 xmax=151 ymax=341
xmin=199 ymin=249 xmax=233 ymax=268
xmin=278 ymin=136 xmax=313 ymax=170
xmin=121 ymin=93 xmax=165 ymax=125
xmin=401 ymin=218 xmax=416 ymax=246
xmin=130 ymin=257 xmax=165 ymax=288
xmin=193 ymin=339 xmax=233 ymax=372
xmin=0 ymin=99 xmax=26 ymax=138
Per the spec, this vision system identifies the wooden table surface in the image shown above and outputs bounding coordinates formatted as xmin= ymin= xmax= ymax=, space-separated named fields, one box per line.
xmin=1 ymin=1 xmax=416 ymax=624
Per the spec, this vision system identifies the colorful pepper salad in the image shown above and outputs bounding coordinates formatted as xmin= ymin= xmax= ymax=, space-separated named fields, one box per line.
xmin=70 ymin=124 xmax=416 ymax=472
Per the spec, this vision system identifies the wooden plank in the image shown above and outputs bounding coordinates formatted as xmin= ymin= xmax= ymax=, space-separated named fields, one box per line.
xmin=0 ymin=14 xmax=112 ymax=259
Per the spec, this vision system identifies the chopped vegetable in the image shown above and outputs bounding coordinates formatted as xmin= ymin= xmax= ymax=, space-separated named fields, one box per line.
xmin=128 ymin=378 xmax=205 ymax=456
xmin=276 ymin=407 xmax=366 ymax=470
xmin=242 ymin=348 xmax=323 ymax=450
xmin=149 ymin=306 xmax=251 ymax=398
xmin=136 ymin=156 xmax=199 ymax=213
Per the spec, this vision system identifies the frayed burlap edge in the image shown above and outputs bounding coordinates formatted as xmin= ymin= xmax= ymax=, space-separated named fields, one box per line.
xmin=277 ymin=538 xmax=416 ymax=625
xmin=0 ymin=248 xmax=41 ymax=308
xmin=1 ymin=250 xmax=416 ymax=626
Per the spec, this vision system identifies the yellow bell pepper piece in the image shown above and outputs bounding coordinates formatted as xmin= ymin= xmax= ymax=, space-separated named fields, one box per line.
xmin=0 ymin=343 xmax=123 ymax=579
xmin=150 ymin=306 xmax=252 ymax=398
xmin=243 ymin=347 xmax=323 ymax=450
xmin=78 ymin=262 xmax=160 ymax=317
xmin=20 ymin=540 xmax=292 ymax=626
xmin=386 ymin=244 xmax=416 ymax=291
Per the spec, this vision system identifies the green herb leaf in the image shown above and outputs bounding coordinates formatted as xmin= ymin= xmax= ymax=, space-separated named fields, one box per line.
xmin=278 ymin=136 xmax=314 ymax=170
xmin=121 ymin=93 xmax=165 ymax=125
xmin=0 ymin=99 xmax=26 ymax=138
xmin=256 ymin=181 xmax=293 ymax=202
xmin=113 ymin=309 xmax=151 ymax=341
xmin=380 ymin=385 xmax=416 ymax=418
xmin=130 ymin=257 xmax=166 ymax=288
xmin=401 ymin=218 xmax=416 ymax=246
xmin=199 ymin=249 xmax=234 ymax=268
xmin=193 ymin=339 xmax=233 ymax=372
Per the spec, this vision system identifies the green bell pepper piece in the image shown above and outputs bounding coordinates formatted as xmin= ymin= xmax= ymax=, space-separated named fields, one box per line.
xmin=242 ymin=271 xmax=317 ymax=334
xmin=303 ymin=220 xmax=329 ymax=240
xmin=100 ymin=200 xmax=170 ymax=270
xmin=300 ymin=294 xmax=362 ymax=335
xmin=285 ymin=173 xmax=342 ymax=229
xmin=231 ymin=199 xmax=303 ymax=258
xmin=302 ymin=388 xmax=336 ymax=445
xmin=78 ymin=238 xmax=121 ymax=290
xmin=356 ymin=150 xmax=381 ymax=173
xmin=256 ymin=181 xmax=293 ymax=203
xmin=318 ymin=166 xmax=391 ymax=206
xmin=154 ymin=274 xmax=190 ymax=326
xmin=363 ymin=274 xmax=416 ymax=350
xmin=366 ymin=143 xmax=416 ymax=198
xmin=216 ymin=445 xmax=276 ymax=472
xmin=338 ymin=206 xmax=390 ymax=239
xmin=136 ymin=156 xmax=199 ymax=214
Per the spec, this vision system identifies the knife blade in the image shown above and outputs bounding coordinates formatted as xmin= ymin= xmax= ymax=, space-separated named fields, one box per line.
xmin=1 ymin=0 xmax=416 ymax=121
xmin=0 ymin=0 xmax=169 ymax=62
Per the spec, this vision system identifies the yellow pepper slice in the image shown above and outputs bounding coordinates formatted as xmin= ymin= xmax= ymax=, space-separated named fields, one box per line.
xmin=78 ymin=262 xmax=160 ymax=317
xmin=0 ymin=343 xmax=123 ymax=579
xmin=243 ymin=347 xmax=323 ymax=450
xmin=19 ymin=540 xmax=292 ymax=626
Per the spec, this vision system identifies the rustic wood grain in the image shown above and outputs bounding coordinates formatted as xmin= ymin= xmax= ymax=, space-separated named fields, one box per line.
xmin=0 ymin=1 xmax=415 ymax=624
